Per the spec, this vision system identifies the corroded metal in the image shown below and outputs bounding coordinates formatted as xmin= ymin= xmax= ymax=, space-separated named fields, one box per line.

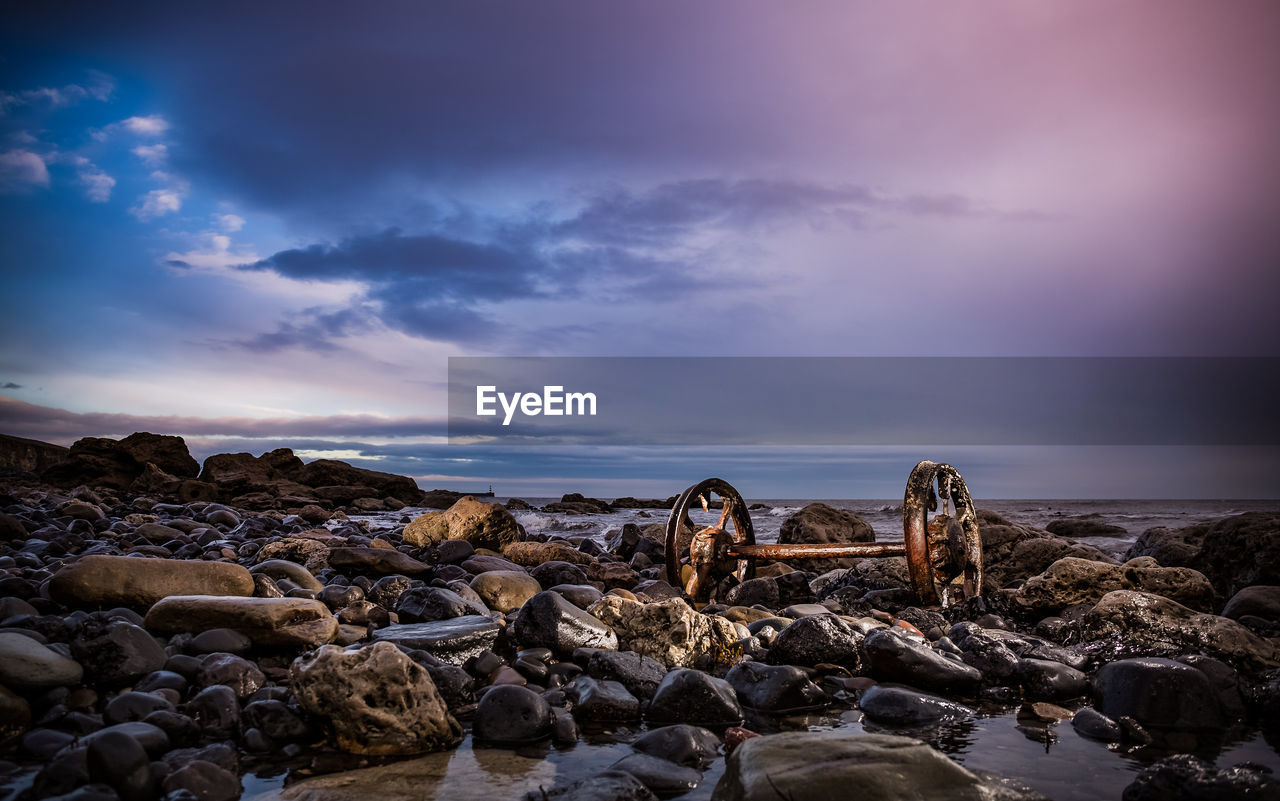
xmin=664 ymin=478 xmax=755 ymax=600
xmin=665 ymin=463 xmax=982 ymax=607
xmin=903 ymin=460 xmax=982 ymax=606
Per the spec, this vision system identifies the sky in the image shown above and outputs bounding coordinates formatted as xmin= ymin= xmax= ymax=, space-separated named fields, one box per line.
xmin=1 ymin=2 xmax=1278 ymax=498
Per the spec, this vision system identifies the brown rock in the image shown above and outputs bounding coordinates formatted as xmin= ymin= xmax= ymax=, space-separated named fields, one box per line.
xmin=50 ymin=555 xmax=254 ymax=609
xmin=501 ymin=540 xmax=595 ymax=566
xmin=145 ymin=596 xmax=339 ymax=646
xmin=403 ymin=496 xmax=524 ymax=551
xmin=778 ymin=503 xmax=874 ymax=573
xmin=1014 ymin=557 xmax=1215 ymax=612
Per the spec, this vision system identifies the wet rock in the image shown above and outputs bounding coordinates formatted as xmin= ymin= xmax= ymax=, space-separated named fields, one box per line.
xmin=371 ymin=616 xmax=502 ymax=666
xmin=1071 ymin=707 xmax=1123 ymax=741
xmin=436 ymin=539 xmax=474 ymax=563
xmin=609 ymin=753 xmax=701 ymax=795
xmin=196 ymin=653 xmax=264 ymax=699
xmin=0 ymin=684 xmax=31 ymax=740
xmin=327 ymin=547 xmax=430 ymax=575
xmin=648 ymin=668 xmax=743 ymax=726
xmin=473 ymin=684 xmax=554 ymax=744
xmin=1081 ymin=590 xmax=1280 ymax=671
xmin=189 ymin=628 xmax=252 ymax=655
xmin=186 ymin=685 xmax=241 ymax=737
xmin=514 ymin=591 xmax=617 ymax=655
xmin=1124 ymin=524 xmax=1205 ymax=568
xmin=767 ymin=613 xmax=864 ymax=671
xmin=777 ymin=503 xmax=875 ymax=573
xmin=1122 ymin=754 xmax=1280 ymax=801
xmin=469 ymin=570 xmax=542 ymax=613
xmin=1095 ymin=657 xmax=1229 ymax=731
xmin=530 ymin=561 xmax=591 ymax=589
xmin=723 ymin=577 xmax=779 ymax=609
xmin=86 ymin=730 xmax=155 ymax=801
xmin=366 ymin=575 xmax=413 ymax=609
xmin=1014 ymin=557 xmax=1215 ymax=613
xmin=588 ymin=595 xmax=743 ymax=669
xmin=715 ymin=731 xmax=1031 ymax=801
xmin=1223 ymin=585 xmax=1280 ymax=622
xmin=1015 ymin=658 xmax=1088 ymax=700
xmin=145 ymin=596 xmax=339 ymax=647
xmin=578 ymin=648 xmax=667 ymax=700
xmin=73 ymin=621 xmax=166 ymax=686
xmin=402 ymin=496 xmax=524 ymax=551
xmin=954 ymin=629 xmax=1021 ymax=680
xmin=395 ymin=587 xmax=487 ymax=622
xmin=290 ymin=641 xmax=462 ymax=755
xmin=564 ymin=676 xmax=641 ymax=721
xmin=524 ymin=770 xmax=657 ymax=801
xmin=632 ymin=724 xmax=721 ymax=768
xmin=242 ymin=699 xmax=310 ymax=742
xmin=726 ymin=661 xmax=826 ymax=712
xmin=858 ymin=685 xmax=974 ymax=726
xmin=863 ymin=628 xmax=981 ymax=694
xmin=0 ymin=630 xmax=84 ymax=688
xmin=50 ymin=555 xmax=255 ymax=609
xmin=1185 ymin=512 xmax=1280 ymax=598
xmin=161 ymin=760 xmax=241 ymax=801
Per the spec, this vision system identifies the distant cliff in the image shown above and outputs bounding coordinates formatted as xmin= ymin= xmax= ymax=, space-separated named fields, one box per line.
xmin=0 ymin=433 xmax=69 ymax=475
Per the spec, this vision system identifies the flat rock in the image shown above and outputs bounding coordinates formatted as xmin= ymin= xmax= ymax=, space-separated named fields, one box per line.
xmin=327 ymin=547 xmax=430 ymax=575
xmin=145 ymin=596 xmax=338 ymax=647
xmin=371 ymin=616 xmax=501 ymax=666
xmin=50 ymin=555 xmax=254 ymax=609
xmin=715 ymin=731 xmax=1032 ymax=801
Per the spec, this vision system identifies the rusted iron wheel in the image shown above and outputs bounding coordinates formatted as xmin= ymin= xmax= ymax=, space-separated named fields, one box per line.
xmin=664 ymin=477 xmax=756 ymax=599
xmin=903 ymin=460 xmax=983 ymax=606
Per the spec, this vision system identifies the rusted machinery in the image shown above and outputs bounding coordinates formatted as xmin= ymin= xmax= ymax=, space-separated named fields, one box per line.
xmin=664 ymin=461 xmax=983 ymax=607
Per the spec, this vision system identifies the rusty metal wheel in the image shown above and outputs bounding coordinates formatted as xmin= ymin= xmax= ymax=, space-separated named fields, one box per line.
xmin=664 ymin=477 xmax=756 ymax=600
xmin=903 ymin=460 xmax=983 ymax=607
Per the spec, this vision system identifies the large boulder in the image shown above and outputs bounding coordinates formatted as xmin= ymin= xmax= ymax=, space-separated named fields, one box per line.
xmin=295 ymin=459 xmax=423 ymax=504
xmin=513 ymin=591 xmax=617 ymax=655
xmin=714 ymin=731 xmax=1033 ymax=801
xmin=1045 ymin=517 xmax=1127 ymax=538
xmin=777 ymin=503 xmax=874 ymax=573
xmin=50 ymin=555 xmax=254 ymax=609
xmin=198 ymin=449 xmax=309 ymax=499
xmin=145 ymin=596 xmax=339 ymax=647
xmin=0 ymin=432 xmax=68 ymax=475
xmin=587 ymin=595 xmax=743 ymax=669
xmin=1125 ymin=524 xmax=1206 ymax=568
xmin=402 ymin=496 xmax=524 ymax=551
xmin=979 ymin=519 xmax=1115 ymax=587
xmin=1081 ymin=590 xmax=1280 ymax=673
xmin=1013 ymin=557 xmax=1215 ymax=613
xmin=290 ymin=641 xmax=462 ymax=755
xmin=1094 ymin=658 xmax=1230 ymax=731
xmin=41 ymin=432 xmax=198 ymax=489
xmin=1189 ymin=513 xmax=1280 ymax=599
xmin=862 ymin=627 xmax=982 ymax=694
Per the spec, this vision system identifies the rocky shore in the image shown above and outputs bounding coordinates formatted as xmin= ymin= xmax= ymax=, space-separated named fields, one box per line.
xmin=2 ymin=433 xmax=1280 ymax=800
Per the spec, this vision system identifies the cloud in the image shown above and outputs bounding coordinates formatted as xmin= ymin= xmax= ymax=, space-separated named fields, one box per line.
xmin=0 ymin=395 xmax=446 ymax=442
xmin=0 ymin=70 xmax=114 ymax=113
xmin=0 ymin=149 xmax=50 ymax=191
xmin=71 ymin=157 xmax=115 ymax=202
xmin=131 ymin=143 xmax=168 ymax=166
xmin=215 ymin=213 xmax=244 ymax=232
xmin=121 ymin=115 xmax=170 ymax=136
xmin=130 ymin=188 xmax=184 ymax=219
xmin=1 ymin=382 xmax=21 ymax=389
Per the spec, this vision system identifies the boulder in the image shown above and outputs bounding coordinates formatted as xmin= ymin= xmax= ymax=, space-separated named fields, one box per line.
xmin=42 ymin=432 xmax=197 ymax=490
xmin=1122 ymin=754 xmax=1280 ymax=801
xmin=767 ymin=613 xmax=864 ymax=672
xmin=647 ymin=668 xmax=743 ymax=726
xmin=72 ymin=621 xmax=167 ymax=686
xmin=714 ymin=731 xmax=1024 ymax=801
xmin=371 ymin=616 xmax=502 ymax=666
xmin=578 ymin=649 xmax=667 ymax=700
xmin=1194 ymin=513 xmax=1280 ymax=598
xmin=0 ymin=432 xmax=68 ymax=474
xmin=777 ymin=503 xmax=874 ymax=573
xmin=501 ymin=540 xmax=595 ymax=566
xmin=1045 ymin=517 xmax=1127 ymax=538
xmin=473 ymin=684 xmax=555 ymax=744
xmin=294 ymin=459 xmax=423 ymax=504
xmin=513 ymin=591 xmax=617 ymax=655
xmin=145 ymin=596 xmax=339 ymax=647
xmin=863 ymin=628 xmax=981 ymax=694
xmin=1081 ymin=590 xmax=1280 ymax=672
xmin=290 ymin=641 xmax=462 ymax=755
xmin=51 ymin=555 xmax=255 ymax=609
xmin=1223 ymin=585 xmax=1280 ymax=622
xmin=469 ymin=570 xmax=542 ymax=613
xmin=1094 ymin=658 xmax=1229 ymax=731
xmin=725 ymin=661 xmax=826 ymax=712
xmin=564 ymin=676 xmax=641 ymax=721
xmin=198 ymin=449 xmax=309 ymax=499
xmin=403 ymin=496 xmax=524 ymax=550
xmin=1014 ymin=557 xmax=1215 ymax=612
xmin=632 ymin=724 xmax=721 ymax=768
xmin=587 ymin=595 xmax=743 ymax=669
xmin=542 ymin=493 xmax=612 ymax=514
xmin=858 ymin=685 xmax=974 ymax=727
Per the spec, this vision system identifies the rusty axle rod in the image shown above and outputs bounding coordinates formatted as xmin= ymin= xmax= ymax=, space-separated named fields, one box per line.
xmin=726 ymin=542 xmax=907 ymax=559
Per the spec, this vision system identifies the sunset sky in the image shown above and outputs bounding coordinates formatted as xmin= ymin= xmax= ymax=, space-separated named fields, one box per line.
xmin=2 ymin=2 xmax=1278 ymax=497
